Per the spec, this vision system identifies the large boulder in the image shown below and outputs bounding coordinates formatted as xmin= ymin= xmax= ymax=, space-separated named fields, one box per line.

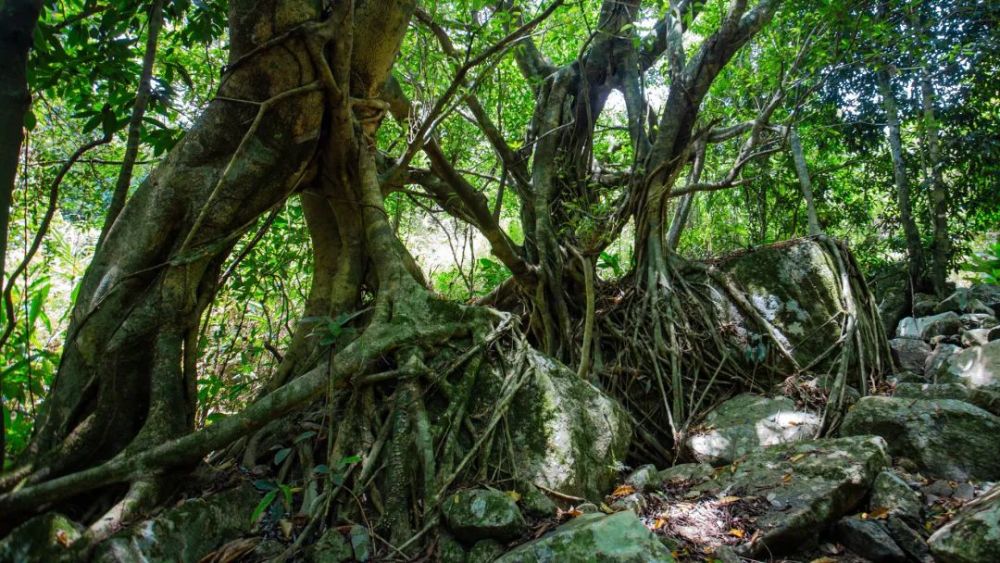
xmin=969 ymin=284 xmax=1000 ymax=316
xmin=841 ymin=396 xmax=1000 ymax=480
xmin=650 ymin=436 xmax=889 ymax=557
xmin=495 ymin=512 xmax=674 ymax=562
xmin=832 ymin=516 xmax=907 ymax=563
xmin=925 ymin=343 xmax=961 ymax=381
xmin=442 ymin=489 xmax=526 ymax=543
xmin=889 ymin=338 xmax=931 ymax=374
xmin=92 ymin=485 xmax=258 ymax=563
xmin=0 ymin=513 xmax=83 ymax=563
xmin=928 ymin=485 xmax=1000 ymax=563
xmin=894 ymin=382 xmax=1000 ymax=416
xmin=897 ymin=312 xmax=963 ymax=340
xmin=685 ymin=393 xmax=820 ymax=466
xmin=943 ymin=340 xmax=1000 ymax=390
xmin=474 ymin=349 xmax=632 ymax=500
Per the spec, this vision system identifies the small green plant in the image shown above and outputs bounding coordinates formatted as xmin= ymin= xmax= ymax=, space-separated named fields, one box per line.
xmin=962 ymin=241 xmax=1000 ymax=285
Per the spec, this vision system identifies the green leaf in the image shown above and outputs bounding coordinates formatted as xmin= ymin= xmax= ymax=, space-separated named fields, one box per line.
xmin=24 ymin=110 xmax=37 ymax=131
xmin=251 ymin=489 xmax=278 ymax=524
xmin=274 ymin=447 xmax=292 ymax=465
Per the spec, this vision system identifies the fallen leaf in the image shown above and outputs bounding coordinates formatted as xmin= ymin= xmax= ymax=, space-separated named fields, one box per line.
xmin=809 ymin=558 xmax=838 ymax=563
xmin=718 ymin=495 xmax=741 ymax=505
xmin=728 ymin=528 xmax=745 ymax=538
xmin=789 ymin=453 xmax=807 ymax=463
xmin=782 ymin=473 xmax=793 ymax=483
xmin=867 ymin=507 xmax=891 ymax=520
xmin=55 ymin=530 xmax=71 ymax=548
xmin=651 ymin=516 xmax=669 ymax=530
xmin=557 ymin=507 xmax=583 ymax=519
xmin=505 ymin=490 xmax=521 ymax=503
xmin=611 ymin=484 xmax=635 ymax=498
xmin=279 ymin=519 xmax=294 ymax=539
xmin=600 ymin=502 xmax=615 ymax=514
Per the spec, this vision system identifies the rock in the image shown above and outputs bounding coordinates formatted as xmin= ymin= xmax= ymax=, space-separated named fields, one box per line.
xmin=657 ymin=463 xmax=714 ymax=485
xmin=438 ymin=533 xmax=468 ymax=563
xmin=443 ymin=489 xmax=526 ymax=543
xmin=870 ymin=470 xmax=922 ymax=522
xmin=885 ymin=516 xmax=933 ymax=563
xmin=92 ymin=485 xmax=258 ymax=563
xmin=894 ymin=382 xmax=1000 ymax=416
xmin=913 ymin=293 xmax=939 ymax=317
xmin=468 ymin=539 xmax=505 ymax=563
xmin=944 ymin=340 xmax=1000 ymax=390
xmin=928 ymin=485 xmax=1000 ymax=563
xmin=517 ymin=485 xmax=557 ymax=519
xmin=685 ymin=393 xmax=820 ymax=466
xmin=897 ymin=312 xmax=963 ymax=339
xmin=307 ymin=529 xmax=353 ymax=563
xmin=476 ymin=349 xmax=631 ymax=500
xmin=969 ymin=284 xmax=1000 ymax=315
xmin=889 ymin=338 xmax=931 ymax=374
xmin=924 ymin=343 xmax=961 ymax=380
xmin=840 ymin=396 xmax=1000 ymax=480
xmin=623 ymin=464 xmax=658 ymax=492
xmin=934 ymin=289 xmax=994 ymax=316
xmin=494 ymin=512 xmax=674 ymax=562
xmin=962 ymin=328 xmax=993 ymax=347
xmin=959 ymin=313 xmax=999 ymax=330
xmin=833 ymin=516 xmax=906 ymax=562
xmin=991 ymin=326 xmax=1000 ymax=341
xmin=0 ymin=513 xmax=83 ymax=563
xmin=880 ymin=287 xmax=910 ymax=339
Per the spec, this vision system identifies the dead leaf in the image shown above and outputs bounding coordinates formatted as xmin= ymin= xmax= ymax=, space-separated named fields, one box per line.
xmin=809 ymin=558 xmax=838 ymax=563
xmin=718 ymin=495 xmax=741 ymax=505
xmin=651 ymin=516 xmax=669 ymax=530
xmin=867 ymin=507 xmax=891 ymax=520
xmin=728 ymin=528 xmax=745 ymax=538
xmin=557 ymin=507 xmax=583 ymax=519
xmin=55 ymin=529 xmax=71 ymax=548
xmin=505 ymin=490 xmax=522 ymax=503
xmin=789 ymin=453 xmax=807 ymax=463
xmin=610 ymin=484 xmax=635 ymax=498
xmin=782 ymin=473 xmax=793 ymax=483
xmin=279 ymin=519 xmax=294 ymax=539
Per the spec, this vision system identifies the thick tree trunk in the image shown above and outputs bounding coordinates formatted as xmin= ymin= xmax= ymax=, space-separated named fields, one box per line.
xmin=789 ymin=127 xmax=821 ymax=236
xmin=13 ymin=0 xmax=327 ymax=485
xmin=877 ymin=68 xmax=927 ymax=292
xmin=921 ymin=71 xmax=950 ymax=296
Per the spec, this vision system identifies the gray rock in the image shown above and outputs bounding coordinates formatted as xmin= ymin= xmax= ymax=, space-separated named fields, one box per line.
xmin=880 ymin=287 xmax=910 ymax=339
xmin=885 ymin=516 xmax=933 ymax=563
xmin=890 ymin=338 xmax=932 ymax=374
xmin=475 ymin=349 xmax=631 ymax=500
xmin=925 ymin=343 xmax=961 ymax=380
xmin=935 ymin=290 xmax=994 ymax=316
xmin=468 ymin=539 xmax=505 ymax=563
xmin=0 ymin=513 xmax=83 ymax=563
xmin=494 ymin=512 xmax=674 ymax=562
xmin=841 ymin=396 xmax=1000 ymax=480
xmin=944 ymin=340 xmax=1000 ymax=390
xmin=898 ymin=312 xmax=963 ymax=339
xmin=92 ymin=485 xmax=258 ymax=563
xmin=928 ymin=485 xmax=1000 ymax=563
xmin=959 ymin=313 xmax=999 ymax=330
xmin=894 ymin=382 xmax=1000 ymax=416
xmin=913 ymin=293 xmax=939 ymax=317
xmin=870 ymin=470 xmax=922 ymax=522
xmin=443 ymin=489 xmax=526 ymax=543
xmin=833 ymin=516 xmax=906 ymax=562
xmin=685 ymin=393 xmax=820 ymax=466
xmin=657 ymin=462 xmax=714 ymax=485
xmin=650 ymin=436 xmax=888 ymax=557
xmin=991 ymin=326 xmax=1000 ymax=342
xmin=623 ymin=464 xmax=658 ymax=492
xmin=438 ymin=533 xmax=467 ymax=563
xmin=969 ymin=284 xmax=1000 ymax=316
xmin=962 ymin=328 xmax=993 ymax=347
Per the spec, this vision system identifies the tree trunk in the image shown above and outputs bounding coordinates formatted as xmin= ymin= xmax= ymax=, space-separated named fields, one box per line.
xmin=877 ymin=67 xmax=927 ymax=292
xmin=789 ymin=127 xmax=821 ymax=236
xmin=921 ymin=70 xmax=950 ymax=296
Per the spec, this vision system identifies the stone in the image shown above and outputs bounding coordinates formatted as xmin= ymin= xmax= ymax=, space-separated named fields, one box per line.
xmin=885 ymin=516 xmax=933 ymax=563
xmin=969 ymin=284 xmax=1000 ymax=315
xmin=307 ymin=529 xmax=353 ymax=563
xmin=934 ymin=289 xmax=995 ymax=316
xmin=0 ymin=513 xmax=83 ymax=563
xmin=924 ymin=343 xmax=961 ymax=381
xmin=991 ymin=326 xmax=1000 ymax=341
xmin=833 ymin=516 xmax=906 ymax=562
xmin=475 ymin=349 xmax=631 ymax=500
xmin=959 ymin=313 xmax=999 ymax=330
xmin=438 ymin=533 xmax=467 ymax=563
xmin=92 ymin=485 xmax=258 ymax=563
xmin=494 ymin=512 xmax=674 ymax=562
xmin=685 ymin=393 xmax=820 ymax=466
xmin=443 ymin=489 xmax=526 ymax=543
xmin=897 ymin=312 xmax=963 ymax=340
xmin=657 ymin=463 xmax=714 ymax=485
xmin=928 ymin=485 xmax=1000 ymax=563
xmin=623 ymin=464 xmax=658 ymax=492
xmin=913 ymin=293 xmax=939 ymax=317
xmin=870 ymin=470 xmax=922 ymax=522
xmin=962 ymin=328 xmax=993 ymax=347
xmin=894 ymin=382 xmax=1000 ymax=416
xmin=517 ymin=485 xmax=557 ymax=519
xmin=944 ymin=340 xmax=1000 ymax=390
xmin=880 ymin=287 xmax=909 ymax=339
xmin=840 ymin=396 xmax=1000 ymax=480
xmin=889 ymin=338 xmax=932 ymax=374
xmin=468 ymin=539 xmax=505 ymax=563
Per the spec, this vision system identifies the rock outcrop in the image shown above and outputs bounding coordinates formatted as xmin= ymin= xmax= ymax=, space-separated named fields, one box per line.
xmin=495 ymin=512 xmax=674 ymax=562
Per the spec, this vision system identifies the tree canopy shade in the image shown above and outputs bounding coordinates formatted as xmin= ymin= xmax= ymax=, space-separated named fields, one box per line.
xmin=0 ymin=0 xmax=997 ymax=558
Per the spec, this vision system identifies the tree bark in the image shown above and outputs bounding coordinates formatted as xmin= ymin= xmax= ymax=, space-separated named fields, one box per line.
xmin=789 ymin=127 xmax=821 ymax=236
xmin=877 ymin=67 xmax=926 ymax=292
xmin=921 ymin=70 xmax=950 ymax=296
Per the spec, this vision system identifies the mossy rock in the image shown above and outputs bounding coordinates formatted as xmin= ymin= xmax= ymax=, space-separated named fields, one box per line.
xmin=306 ymin=529 xmax=353 ymax=562
xmin=841 ymin=396 xmax=1000 ymax=480
xmin=92 ymin=484 xmax=258 ymax=563
xmin=929 ymin=485 xmax=1000 ymax=563
xmin=495 ymin=512 xmax=674 ymax=562
xmin=0 ymin=512 xmax=82 ymax=563
xmin=443 ymin=489 xmax=526 ymax=543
